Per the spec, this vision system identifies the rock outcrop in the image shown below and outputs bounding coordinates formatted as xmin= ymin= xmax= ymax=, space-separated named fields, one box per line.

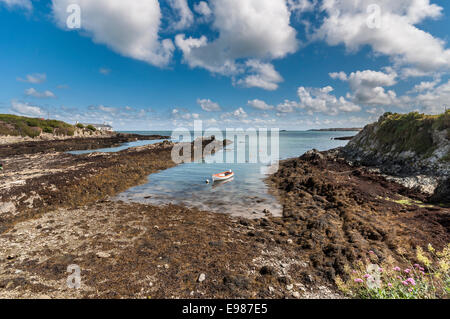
xmin=341 ymin=111 xmax=449 ymax=203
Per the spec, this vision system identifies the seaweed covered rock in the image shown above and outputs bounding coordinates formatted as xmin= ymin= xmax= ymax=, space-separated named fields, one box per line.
xmin=430 ymin=178 xmax=450 ymax=205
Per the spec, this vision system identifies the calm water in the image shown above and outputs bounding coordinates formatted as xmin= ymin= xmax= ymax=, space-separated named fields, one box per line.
xmin=67 ymin=138 xmax=167 ymax=155
xmin=111 ymin=131 xmax=356 ymax=218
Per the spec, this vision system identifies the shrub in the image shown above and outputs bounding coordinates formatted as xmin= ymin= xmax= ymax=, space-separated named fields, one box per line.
xmin=86 ymin=125 xmax=97 ymax=132
xmin=43 ymin=127 xmax=54 ymax=134
xmin=76 ymin=123 xmax=84 ymax=129
xmin=335 ymin=244 xmax=450 ymax=299
xmin=0 ymin=114 xmax=76 ymax=137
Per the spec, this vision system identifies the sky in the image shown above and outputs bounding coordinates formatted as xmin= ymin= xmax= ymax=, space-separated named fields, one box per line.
xmin=0 ymin=0 xmax=449 ymax=130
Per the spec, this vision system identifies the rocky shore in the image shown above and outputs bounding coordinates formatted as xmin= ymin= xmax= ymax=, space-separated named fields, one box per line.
xmin=0 ymin=133 xmax=170 ymax=157
xmin=0 ymin=121 xmax=448 ymax=299
xmin=341 ymin=111 xmax=449 ymax=204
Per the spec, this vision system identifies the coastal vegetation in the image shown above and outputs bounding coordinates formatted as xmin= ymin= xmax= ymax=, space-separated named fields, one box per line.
xmin=86 ymin=124 xmax=97 ymax=132
xmin=336 ymin=244 xmax=450 ymax=299
xmin=0 ymin=114 xmax=75 ymax=137
xmin=373 ymin=110 xmax=449 ymax=157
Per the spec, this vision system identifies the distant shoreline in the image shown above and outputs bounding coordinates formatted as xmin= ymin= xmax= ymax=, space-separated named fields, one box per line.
xmin=307 ymin=128 xmax=363 ymax=132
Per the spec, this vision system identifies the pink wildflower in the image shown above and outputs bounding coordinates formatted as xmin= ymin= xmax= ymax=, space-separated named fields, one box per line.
xmin=404 ymin=268 xmax=411 ymax=274
xmin=354 ymin=278 xmax=364 ymax=283
xmin=393 ymin=266 xmax=401 ymax=271
xmin=369 ymin=251 xmax=375 ymax=254
xmin=407 ymin=278 xmax=416 ymax=286
xmin=388 ymin=283 xmax=393 ymax=288
xmin=420 ymin=271 xmax=425 ymax=275
xmin=409 ymin=288 xmax=413 ymax=292
xmin=363 ymin=274 xmax=371 ymax=279
xmin=414 ymin=264 xmax=420 ymax=268
xmin=402 ymin=281 xmax=409 ymax=286
xmin=378 ymin=268 xmax=383 ymax=272
xmin=419 ymin=267 xmax=425 ymax=271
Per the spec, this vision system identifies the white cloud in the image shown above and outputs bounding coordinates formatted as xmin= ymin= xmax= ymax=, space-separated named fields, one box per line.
xmin=11 ymin=100 xmax=44 ymax=117
xmin=248 ymin=99 xmax=274 ymax=110
xmin=168 ymin=0 xmax=194 ymax=30
xmin=176 ymin=0 xmax=298 ymax=89
xmin=237 ymin=60 xmax=283 ymax=91
xmin=0 ymin=0 xmax=32 ymax=10
xmin=409 ymin=77 xmax=441 ymax=93
xmin=17 ymin=73 xmax=46 ymax=84
xmin=315 ymin=0 xmax=450 ymax=73
xmin=97 ymin=105 xmax=117 ymax=113
xmin=297 ymin=86 xmax=361 ymax=114
xmin=194 ymin=1 xmax=212 ymax=17
xmin=25 ymin=88 xmax=56 ymax=98
xmin=276 ymin=100 xmax=298 ymax=113
xmin=221 ymin=107 xmax=248 ymax=121
xmin=99 ymin=68 xmax=111 ymax=75
xmin=332 ymin=68 xmax=399 ymax=106
xmin=287 ymin=0 xmax=315 ymax=14
xmin=414 ymin=79 xmax=450 ymax=114
xmin=52 ymin=0 xmax=174 ymax=67
xmin=197 ymin=98 xmax=221 ymax=112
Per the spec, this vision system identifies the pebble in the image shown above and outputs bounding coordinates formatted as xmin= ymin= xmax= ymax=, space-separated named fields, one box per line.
xmin=268 ymin=286 xmax=275 ymax=293
xmin=292 ymin=291 xmax=300 ymax=298
xmin=286 ymin=284 xmax=294 ymax=291
xmin=198 ymin=273 xmax=206 ymax=283
xmin=287 ymin=239 xmax=293 ymax=244
xmin=96 ymin=252 xmax=111 ymax=258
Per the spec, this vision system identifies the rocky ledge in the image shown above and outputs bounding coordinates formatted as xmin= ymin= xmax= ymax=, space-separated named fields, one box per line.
xmin=340 ymin=111 xmax=449 ymax=205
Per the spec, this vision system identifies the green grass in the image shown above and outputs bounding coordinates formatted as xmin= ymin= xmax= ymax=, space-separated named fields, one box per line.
xmin=0 ymin=114 xmax=75 ymax=138
xmin=371 ymin=110 xmax=449 ymax=157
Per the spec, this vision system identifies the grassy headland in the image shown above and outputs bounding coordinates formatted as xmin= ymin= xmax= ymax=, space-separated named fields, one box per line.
xmin=0 ymin=114 xmax=75 ymax=137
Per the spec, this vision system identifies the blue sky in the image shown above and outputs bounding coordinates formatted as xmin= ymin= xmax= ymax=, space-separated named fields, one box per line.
xmin=1 ymin=0 xmax=450 ymax=130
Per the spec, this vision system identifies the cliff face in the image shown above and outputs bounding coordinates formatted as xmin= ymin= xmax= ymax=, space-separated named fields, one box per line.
xmin=341 ymin=111 xmax=449 ymax=204
xmin=342 ymin=111 xmax=449 ymax=177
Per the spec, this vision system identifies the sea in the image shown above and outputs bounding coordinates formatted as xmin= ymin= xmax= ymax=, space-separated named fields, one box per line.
xmin=70 ymin=130 xmax=357 ymax=218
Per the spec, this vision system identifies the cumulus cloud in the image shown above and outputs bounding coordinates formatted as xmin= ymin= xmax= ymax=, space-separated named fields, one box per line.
xmin=11 ymin=100 xmax=44 ymax=116
xmin=297 ymin=86 xmax=361 ymax=115
xmin=52 ymin=0 xmax=174 ymax=67
xmin=25 ymin=88 xmax=56 ymax=98
xmin=171 ymin=108 xmax=199 ymax=120
xmin=248 ymin=99 xmax=274 ymax=111
xmin=0 ymin=0 xmax=32 ymax=10
xmin=413 ymin=79 xmax=450 ymax=114
xmin=17 ymin=73 xmax=46 ymax=84
xmin=197 ymin=98 xmax=221 ymax=112
xmin=176 ymin=0 xmax=298 ymax=89
xmin=276 ymin=100 xmax=298 ymax=113
xmin=409 ymin=77 xmax=441 ymax=93
xmin=315 ymin=0 xmax=450 ymax=73
xmin=194 ymin=1 xmax=212 ymax=17
xmin=221 ymin=107 xmax=248 ymax=121
xmin=168 ymin=0 xmax=194 ymax=30
xmin=287 ymin=0 xmax=316 ymax=14
xmin=237 ymin=60 xmax=283 ymax=91
xmin=331 ymin=68 xmax=399 ymax=106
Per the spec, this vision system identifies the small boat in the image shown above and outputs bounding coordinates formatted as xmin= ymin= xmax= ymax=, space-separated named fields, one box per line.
xmin=212 ymin=170 xmax=234 ymax=182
